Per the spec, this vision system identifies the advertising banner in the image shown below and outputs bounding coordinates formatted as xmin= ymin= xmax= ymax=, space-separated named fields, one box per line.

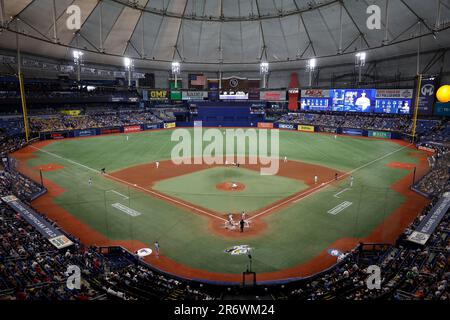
xmin=193 ymin=121 xmax=203 ymax=127
xmin=75 ymin=129 xmax=96 ymax=137
xmin=417 ymin=77 xmax=437 ymax=115
xmin=321 ymin=127 xmax=337 ymax=133
xmin=342 ymin=128 xmax=363 ymax=136
xmin=300 ymin=89 xmax=330 ymax=98
xmin=297 ymin=125 xmax=315 ymax=132
xmin=278 ymin=123 xmax=296 ymax=130
xmin=375 ymin=89 xmax=414 ymax=99
xmin=408 ymin=194 xmax=450 ymax=245
xmin=1 ymin=195 xmax=74 ymax=249
xmin=124 ymin=125 xmax=142 ymax=133
xmin=49 ymin=132 xmax=67 ymax=139
xmin=368 ymin=130 xmax=392 ymax=139
xmin=60 ymin=110 xmax=81 ymax=116
xmin=164 ymin=122 xmax=176 ymax=129
xmin=100 ymin=127 xmax=121 ymax=135
xmin=434 ymin=102 xmax=450 ymax=116
xmin=149 ymin=90 xmax=168 ymax=100
xmin=143 ymin=124 xmax=159 ymax=130
xmin=257 ymin=122 xmax=274 ymax=129
xmin=260 ymin=90 xmax=287 ymax=101
xmin=182 ymin=91 xmax=208 ymax=100
xmin=418 ymin=145 xmax=436 ymax=153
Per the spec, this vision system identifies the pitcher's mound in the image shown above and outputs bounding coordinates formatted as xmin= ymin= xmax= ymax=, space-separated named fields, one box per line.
xmin=216 ymin=182 xmax=245 ymax=192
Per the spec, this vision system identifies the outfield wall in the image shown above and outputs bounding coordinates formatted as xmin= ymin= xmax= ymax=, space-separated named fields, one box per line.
xmin=37 ymin=120 xmax=407 ymax=142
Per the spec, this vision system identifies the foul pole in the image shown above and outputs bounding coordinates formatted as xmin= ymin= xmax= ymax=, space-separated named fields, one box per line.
xmin=18 ymin=73 xmax=30 ymax=142
xmin=16 ymin=29 xmax=30 ymax=142
xmin=411 ymin=74 xmax=422 ymax=142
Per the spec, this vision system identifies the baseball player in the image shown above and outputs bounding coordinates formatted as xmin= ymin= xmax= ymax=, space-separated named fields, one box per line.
xmin=126 ymin=135 xmax=129 ymax=141
xmin=156 ymin=161 xmax=160 ymax=169
xmin=350 ymin=175 xmax=354 ymax=188
xmin=284 ymin=156 xmax=287 ymax=162
xmin=314 ymin=175 xmax=318 ymax=184
xmin=154 ymin=241 xmax=160 ymax=257
xmin=88 ymin=177 xmax=92 ymax=186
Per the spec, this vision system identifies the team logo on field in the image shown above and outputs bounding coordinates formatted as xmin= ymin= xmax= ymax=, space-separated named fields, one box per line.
xmin=224 ymin=245 xmax=252 ymax=255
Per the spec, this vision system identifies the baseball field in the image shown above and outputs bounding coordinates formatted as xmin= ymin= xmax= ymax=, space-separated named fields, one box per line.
xmin=12 ymin=128 xmax=431 ymax=283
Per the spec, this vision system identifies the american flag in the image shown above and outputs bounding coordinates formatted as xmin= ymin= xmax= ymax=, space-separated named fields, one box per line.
xmin=190 ymin=74 xmax=206 ymax=86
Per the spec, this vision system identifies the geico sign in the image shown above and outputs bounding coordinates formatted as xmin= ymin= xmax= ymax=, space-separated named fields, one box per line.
xmin=150 ymin=90 xmax=167 ymax=99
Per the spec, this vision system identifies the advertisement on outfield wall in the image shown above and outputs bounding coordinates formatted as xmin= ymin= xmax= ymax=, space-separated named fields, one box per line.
xmin=124 ymin=126 xmax=142 ymax=133
xmin=182 ymin=91 xmax=208 ymax=100
xmin=278 ymin=123 xmax=296 ymax=130
xmin=49 ymin=132 xmax=67 ymax=139
xmin=193 ymin=121 xmax=203 ymax=127
xmin=101 ymin=127 xmax=121 ymax=135
xmin=342 ymin=128 xmax=363 ymax=136
xmin=320 ymin=127 xmax=337 ymax=133
xmin=297 ymin=125 xmax=314 ymax=132
xmin=257 ymin=122 xmax=274 ymax=129
xmin=368 ymin=131 xmax=392 ymax=139
xmin=143 ymin=124 xmax=160 ymax=130
xmin=164 ymin=122 xmax=176 ymax=129
xmin=260 ymin=90 xmax=287 ymax=101
xmin=75 ymin=129 xmax=96 ymax=137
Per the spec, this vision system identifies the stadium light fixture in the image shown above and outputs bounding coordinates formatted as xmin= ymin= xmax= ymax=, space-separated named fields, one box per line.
xmin=124 ymin=57 xmax=132 ymax=69
xmin=171 ymin=61 xmax=181 ymax=88
xmin=355 ymin=52 xmax=366 ymax=83
xmin=260 ymin=61 xmax=269 ymax=74
xmin=306 ymin=58 xmax=317 ymax=87
xmin=171 ymin=61 xmax=181 ymax=75
xmin=355 ymin=51 xmax=366 ymax=67
xmin=72 ymin=50 xmax=83 ymax=63
xmin=72 ymin=50 xmax=84 ymax=84
xmin=123 ymin=57 xmax=133 ymax=87
xmin=260 ymin=62 xmax=269 ymax=89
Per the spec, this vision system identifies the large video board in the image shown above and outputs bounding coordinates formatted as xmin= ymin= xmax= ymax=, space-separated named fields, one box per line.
xmin=300 ymin=88 xmax=413 ymax=114
xmin=330 ymin=89 xmax=377 ymax=112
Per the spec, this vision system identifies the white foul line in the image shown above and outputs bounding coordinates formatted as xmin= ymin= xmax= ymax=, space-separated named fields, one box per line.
xmin=29 ymin=145 xmax=227 ymax=222
xmin=106 ymin=189 xmax=130 ymax=200
xmin=334 ymin=188 xmax=350 ymax=198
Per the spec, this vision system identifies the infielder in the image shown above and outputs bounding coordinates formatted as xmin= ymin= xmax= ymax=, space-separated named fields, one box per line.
xmin=154 ymin=241 xmax=160 ymax=257
xmin=314 ymin=175 xmax=318 ymax=184
xmin=156 ymin=161 xmax=160 ymax=169
xmin=350 ymin=176 xmax=354 ymax=188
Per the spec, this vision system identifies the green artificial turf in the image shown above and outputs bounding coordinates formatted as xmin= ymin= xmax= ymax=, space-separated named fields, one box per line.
xmin=153 ymin=166 xmax=307 ymax=214
xmin=22 ymin=129 xmax=424 ymax=275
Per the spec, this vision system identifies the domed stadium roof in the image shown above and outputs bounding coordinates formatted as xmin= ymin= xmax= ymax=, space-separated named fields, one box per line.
xmin=0 ymin=0 xmax=449 ymax=71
